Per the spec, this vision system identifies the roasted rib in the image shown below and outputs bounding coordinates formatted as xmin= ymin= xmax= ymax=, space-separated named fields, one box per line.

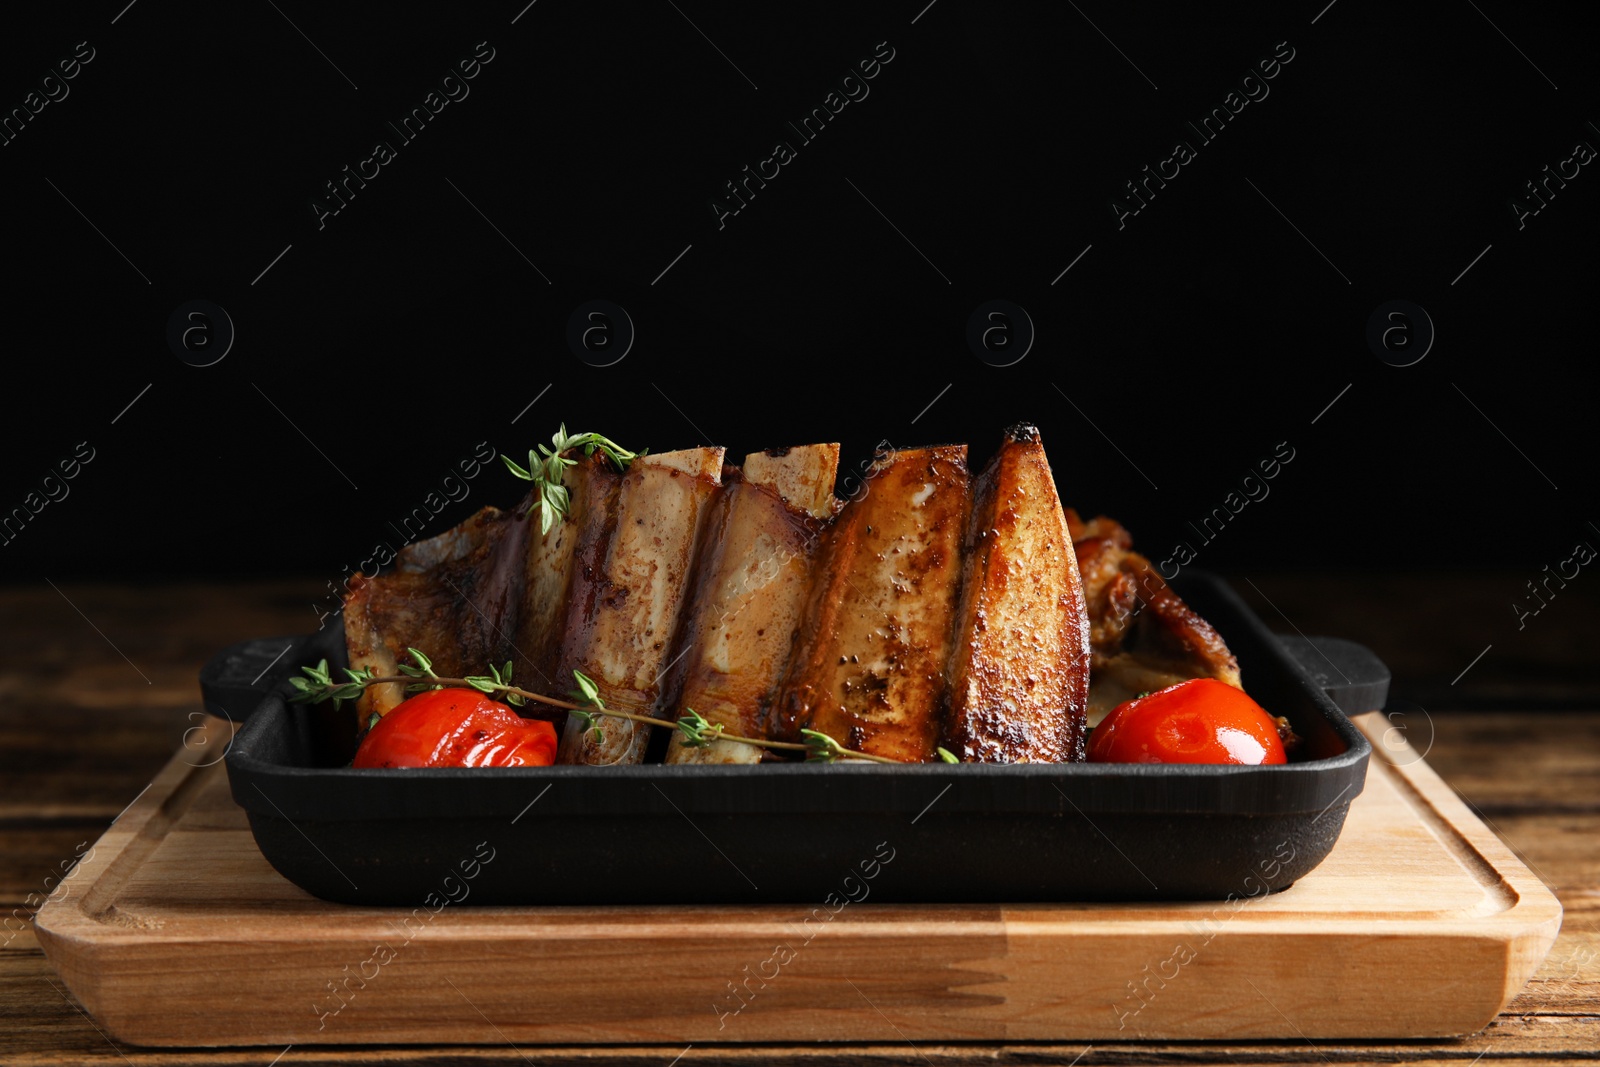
xmin=508 ymin=455 xmax=599 ymax=695
xmin=555 ymin=447 xmax=726 ymax=765
xmin=344 ymin=505 xmax=530 ymax=720
xmin=775 ymin=445 xmax=970 ymax=763
xmin=944 ymin=425 xmax=1091 ymax=762
xmin=1065 ymin=510 xmax=1243 ymax=725
xmin=663 ymin=444 xmax=840 ymax=765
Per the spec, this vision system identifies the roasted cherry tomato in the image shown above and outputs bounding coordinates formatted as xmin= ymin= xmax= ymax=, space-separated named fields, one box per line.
xmin=352 ymin=689 xmax=558 ymax=769
xmin=1087 ymin=678 xmax=1287 ymax=765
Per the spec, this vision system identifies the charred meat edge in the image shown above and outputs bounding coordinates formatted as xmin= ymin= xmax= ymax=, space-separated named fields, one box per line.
xmin=945 ymin=424 xmax=1092 ymax=762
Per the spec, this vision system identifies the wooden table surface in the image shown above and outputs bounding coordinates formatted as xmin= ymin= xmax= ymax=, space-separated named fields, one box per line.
xmin=3 ymin=576 xmax=1596 ymax=1065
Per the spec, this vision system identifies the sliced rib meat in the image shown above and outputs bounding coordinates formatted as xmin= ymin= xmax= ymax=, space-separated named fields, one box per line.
xmin=555 ymin=447 xmax=726 ymax=766
xmin=663 ymin=444 xmax=840 ymax=765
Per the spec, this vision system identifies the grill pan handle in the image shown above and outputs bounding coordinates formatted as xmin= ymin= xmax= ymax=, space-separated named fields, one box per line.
xmin=199 ymin=635 xmax=313 ymax=724
xmin=1277 ymin=635 xmax=1391 ymax=714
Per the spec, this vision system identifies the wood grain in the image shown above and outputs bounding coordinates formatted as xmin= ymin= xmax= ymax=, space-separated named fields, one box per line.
xmin=1418 ymin=714 xmax=1600 ymax=814
xmin=1 ymin=578 xmax=1595 ymax=1066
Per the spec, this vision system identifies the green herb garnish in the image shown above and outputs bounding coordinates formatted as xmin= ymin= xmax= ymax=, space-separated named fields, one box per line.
xmin=290 ymin=656 xmax=902 ymax=764
xmin=501 ymin=425 xmax=643 ymax=535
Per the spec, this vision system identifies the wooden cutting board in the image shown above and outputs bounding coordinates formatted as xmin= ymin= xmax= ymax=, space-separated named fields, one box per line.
xmin=34 ymin=712 xmax=1560 ymax=1048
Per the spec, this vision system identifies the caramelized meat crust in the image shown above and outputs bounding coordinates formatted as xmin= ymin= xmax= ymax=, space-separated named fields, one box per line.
xmin=775 ymin=445 xmax=970 ymax=763
xmin=944 ymin=425 xmax=1091 ymax=763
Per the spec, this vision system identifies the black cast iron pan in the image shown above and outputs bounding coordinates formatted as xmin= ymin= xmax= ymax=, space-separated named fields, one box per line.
xmin=213 ymin=573 xmax=1383 ymax=906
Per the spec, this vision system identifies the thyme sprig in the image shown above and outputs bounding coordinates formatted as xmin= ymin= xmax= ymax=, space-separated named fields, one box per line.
xmin=675 ymin=708 xmax=722 ymax=748
xmin=501 ymin=424 xmax=643 ymax=535
xmin=287 ymin=650 xmax=910 ymax=764
xmin=288 ymin=659 xmax=373 ymax=711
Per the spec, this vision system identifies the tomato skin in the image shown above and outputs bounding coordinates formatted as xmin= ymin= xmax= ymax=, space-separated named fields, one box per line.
xmin=1087 ymin=678 xmax=1287 ymax=765
xmin=352 ymin=689 xmax=558 ymax=769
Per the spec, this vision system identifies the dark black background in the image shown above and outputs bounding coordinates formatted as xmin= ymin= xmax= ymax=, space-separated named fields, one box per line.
xmin=0 ymin=1 xmax=1592 ymax=592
